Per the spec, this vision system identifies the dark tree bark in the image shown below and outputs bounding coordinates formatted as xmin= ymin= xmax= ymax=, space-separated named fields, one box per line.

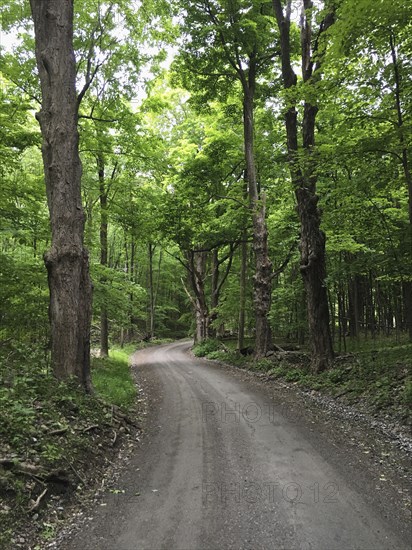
xmin=238 ymin=231 xmax=248 ymax=351
xmin=348 ymin=272 xmax=361 ymax=339
xmin=273 ymin=0 xmax=334 ymax=372
xmin=129 ymin=236 xmax=137 ymax=340
xmin=197 ymin=2 xmax=273 ymax=357
xmin=148 ymin=243 xmax=155 ymax=338
xmin=210 ymin=249 xmax=220 ymax=335
xmin=181 ymin=250 xmax=209 ymax=344
xmin=192 ymin=251 xmax=209 ymax=343
xmin=30 ymin=0 xmax=92 ymax=390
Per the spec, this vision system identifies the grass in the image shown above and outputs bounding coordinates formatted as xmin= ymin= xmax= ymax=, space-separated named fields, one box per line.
xmin=92 ymin=344 xmax=137 ymax=409
xmin=91 ymin=338 xmax=174 ymax=408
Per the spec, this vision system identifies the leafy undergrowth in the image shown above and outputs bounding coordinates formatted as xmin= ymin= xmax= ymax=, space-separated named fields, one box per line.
xmin=195 ymin=338 xmax=412 ymax=427
xmin=92 ymin=345 xmax=138 ymax=408
xmin=193 ymin=338 xmax=251 ymax=365
xmin=0 ymin=342 xmax=143 ymax=550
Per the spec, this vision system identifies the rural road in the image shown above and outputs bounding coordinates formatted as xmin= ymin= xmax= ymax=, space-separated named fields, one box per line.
xmin=59 ymin=341 xmax=410 ymax=550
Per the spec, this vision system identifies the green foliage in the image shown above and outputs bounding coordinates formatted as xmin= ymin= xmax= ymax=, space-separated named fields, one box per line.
xmin=0 ymin=252 xmax=49 ymax=342
xmin=210 ymin=338 xmax=411 ymax=421
xmin=0 ymin=0 xmax=411 ymax=444
xmin=0 ymin=339 xmax=141 ymax=548
xmin=204 ymin=350 xmax=224 ymax=360
xmin=0 ymin=341 xmax=137 ymax=467
xmin=92 ymin=347 xmax=137 ymax=409
xmin=194 ymin=345 xmax=250 ymax=368
xmin=91 ymin=263 xmax=146 ymax=329
xmin=173 ymin=0 xmax=278 ymax=103
xmin=192 ymin=339 xmax=222 ymax=357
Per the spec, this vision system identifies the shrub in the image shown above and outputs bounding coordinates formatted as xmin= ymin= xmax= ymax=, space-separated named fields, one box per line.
xmin=192 ymin=339 xmax=222 ymax=357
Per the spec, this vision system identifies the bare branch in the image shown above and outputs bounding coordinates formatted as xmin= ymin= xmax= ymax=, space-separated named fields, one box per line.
xmin=271 ymin=240 xmax=298 ymax=279
xmin=78 ymin=114 xmax=118 ymax=123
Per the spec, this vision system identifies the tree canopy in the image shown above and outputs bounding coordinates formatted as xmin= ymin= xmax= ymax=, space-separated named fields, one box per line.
xmin=0 ymin=0 xmax=411 ymax=384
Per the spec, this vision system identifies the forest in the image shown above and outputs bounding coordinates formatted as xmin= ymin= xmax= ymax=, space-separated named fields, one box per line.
xmin=1 ymin=0 xmax=411 ymax=373
xmin=0 ymin=0 xmax=411 ymax=546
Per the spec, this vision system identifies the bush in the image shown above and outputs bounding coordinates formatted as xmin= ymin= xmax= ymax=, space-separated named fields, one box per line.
xmin=192 ymin=339 xmax=222 ymax=357
xmin=284 ymin=369 xmax=304 ymax=382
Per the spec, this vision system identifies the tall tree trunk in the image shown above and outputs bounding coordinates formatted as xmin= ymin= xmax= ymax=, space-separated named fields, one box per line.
xmin=209 ymin=248 xmax=219 ymax=338
xmin=296 ymin=182 xmax=334 ymax=371
xmin=129 ymin=236 xmax=136 ymax=340
xmin=209 ymin=247 xmax=234 ymax=338
xmin=192 ymin=251 xmax=208 ymax=343
xmin=389 ymin=31 xmax=412 ymax=341
xmin=148 ymin=243 xmax=155 ymax=338
xmin=243 ymin=86 xmax=273 ymax=358
xmin=273 ymin=0 xmax=334 ymax=372
xmin=238 ymin=231 xmax=248 ymax=350
xmin=98 ymin=153 xmax=109 ymax=357
xmin=30 ymin=0 xmax=92 ymax=390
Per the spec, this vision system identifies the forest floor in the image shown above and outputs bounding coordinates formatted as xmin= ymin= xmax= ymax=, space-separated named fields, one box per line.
xmin=0 ymin=339 xmax=171 ymax=550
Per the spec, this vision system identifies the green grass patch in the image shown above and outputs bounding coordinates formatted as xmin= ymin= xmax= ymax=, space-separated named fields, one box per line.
xmin=92 ymin=349 xmax=136 ymax=409
xmin=91 ymin=338 xmax=173 ymax=408
xmin=295 ymin=344 xmax=411 ymax=419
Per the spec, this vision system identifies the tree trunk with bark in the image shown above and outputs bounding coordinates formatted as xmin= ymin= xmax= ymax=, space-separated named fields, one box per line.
xmin=193 ymin=251 xmax=209 ymax=343
xmin=209 ymin=246 xmax=235 ymax=338
xmin=238 ymin=231 xmax=248 ymax=350
xmin=30 ymin=0 xmax=92 ymax=390
xmin=184 ymin=251 xmax=209 ymax=344
xmin=98 ymin=153 xmax=109 ymax=357
xmin=148 ymin=243 xmax=155 ymax=338
xmin=296 ymin=183 xmax=334 ymax=371
xmin=273 ymin=0 xmax=334 ymax=372
xmin=243 ymin=84 xmax=273 ymax=358
xmin=389 ymin=31 xmax=412 ymax=341
xmin=209 ymin=249 xmax=220 ymax=338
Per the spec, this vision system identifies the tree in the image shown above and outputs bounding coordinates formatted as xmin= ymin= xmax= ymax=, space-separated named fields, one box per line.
xmin=326 ymin=0 xmax=412 ymax=340
xmin=175 ymin=0 xmax=279 ymax=356
xmin=29 ymin=0 xmax=92 ymax=390
xmin=159 ymin=98 xmax=244 ymax=341
xmin=272 ymin=0 xmax=335 ymax=371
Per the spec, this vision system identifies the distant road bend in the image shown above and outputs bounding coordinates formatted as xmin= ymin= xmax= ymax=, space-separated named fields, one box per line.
xmin=61 ymin=341 xmax=410 ymax=550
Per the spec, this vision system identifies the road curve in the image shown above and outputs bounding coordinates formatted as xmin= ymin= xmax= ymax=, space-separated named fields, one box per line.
xmin=60 ymin=341 xmax=410 ymax=550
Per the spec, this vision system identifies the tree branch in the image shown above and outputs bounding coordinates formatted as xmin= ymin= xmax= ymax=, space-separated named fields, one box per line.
xmin=78 ymin=114 xmax=118 ymax=123
xmin=271 ymin=240 xmax=298 ymax=279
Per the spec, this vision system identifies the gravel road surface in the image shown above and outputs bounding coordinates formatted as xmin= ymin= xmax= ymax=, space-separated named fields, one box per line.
xmin=59 ymin=341 xmax=411 ymax=550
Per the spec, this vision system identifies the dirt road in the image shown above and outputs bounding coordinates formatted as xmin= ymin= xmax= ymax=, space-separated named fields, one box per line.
xmin=59 ymin=341 xmax=411 ymax=550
